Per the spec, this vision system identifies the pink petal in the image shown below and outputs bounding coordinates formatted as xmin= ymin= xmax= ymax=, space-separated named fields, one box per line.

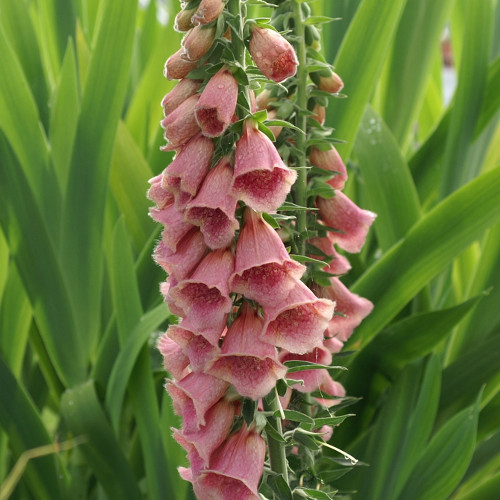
xmin=161 ymin=94 xmax=201 ymax=149
xmin=207 ymin=304 xmax=286 ymax=400
xmin=185 ymin=157 xmax=239 ymax=249
xmin=309 ymin=145 xmax=348 ymax=190
xmin=314 ymin=373 xmax=346 ymax=407
xmin=261 ymin=280 xmax=335 ymax=354
xmin=157 ymin=333 xmax=190 ymax=380
xmin=314 ymin=277 xmax=374 ymax=342
xmin=195 ymin=68 xmax=238 ymax=137
xmin=194 ymin=425 xmax=265 ymax=500
xmin=323 ymin=336 xmax=344 ymax=353
xmin=192 ymin=0 xmax=225 ymax=26
xmin=166 ymin=372 xmax=229 ymax=428
xmin=164 ymin=49 xmax=198 ymax=80
xmin=160 ymin=277 xmax=185 ymax=317
xmin=150 ymin=204 xmax=193 ymax=252
xmin=230 ymin=208 xmax=305 ymax=306
xmin=307 ymin=236 xmax=351 ymax=276
xmin=162 ymin=78 xmax=202 ymax=116
xmin=147 ymin=173 xmax=174 ymax=209
xmin=231 ymin=121 xmax=297 ymax=212
xmin=317 ymin=191 xmax=376 ymax=253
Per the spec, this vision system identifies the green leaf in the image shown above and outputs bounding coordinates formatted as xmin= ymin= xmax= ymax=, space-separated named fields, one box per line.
xmin=267 ymin=473 xmax=293 ymax=500
xmin=0 ymin=356 xmax=62 ymax=500
xmin=397 ymin=399 xmax=479 ymax=500
xmin=294 ymin=488 xmax=335 ymax=500
xmin=313 ymin=414 xmax=353 ymax=428
xmin=354 ymin=106 xmax=421 ymax=251
xmin=61 ymin=381 xmax=142 ymax=500
xmin=327 ymin=0 xmax=408 ymax=160
xmin=304 ymin=16 xmax=337 ymax=25
xmin=284 ymin=360 xmax=347 ymax=374
xmin=275 ymin=410 xmax=314 ymax=425
xmin=347 ymin=166 xmax=500 ymax=351
xmin=60 ymin=0 xmax=138 ymax=355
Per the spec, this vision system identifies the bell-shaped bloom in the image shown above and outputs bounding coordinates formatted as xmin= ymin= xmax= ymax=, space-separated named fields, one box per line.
xmin=154 ymin=228 xmax=208 ymax=281
xmin=168 ymin=322 xmax=220 ymax=372
xmin=162 ymin=78 xmax=202 ymax=116
xmin=164 ymin=49 xmax=198 ymax=80
xmin=280 ymin=346 xmax=332 ymax=393
xmin=317 ymin=191 xmax=376 ymax=253
xmin=207 ymin=304 xmax=287 ymax=400
xmin=150 ymin=204 xmax=193 ymax=252
xmin=249 ymin=27 xmax=298 ymax=83
xmin=195 ymin=67 xmax=238 ymax=137
xmin=174 ymin=398 xmax=235 ymax=465
xmin=261 ymin=280 xmax=335 ymax=354
xmin=230 ymin=208 xmax=305 ymax=306
xmin=314 ymin=373 xmax=346 ymax=407
xmin=181 ymin=25 xmax=216 ymax=62
xmin=160 ymin=278 xmax=185 ymax=317
xmin=165 ymin=133 xmax=214 ymax=201
xmin=307 ymin=236 xmax=351 ymax=276
xmin=166 ymin=371 xmax=229 ymax=428
xmin=175 ymin=6 xmax=195 ymax=32
xmin=147 ymin=173 xmax=173 ymax=209
xmin=157 ymin=332 xmax=190 ymax=380
xmin=170 ymin=249 xmax=234 ymax=343
xmin=266 ymin=109 xmax=283 ymax=139
xmin=309 ymin=145 xmax=348 ymax=190
xmin=192 ymin=425 xmax=265 ymax=500
xmin=231 ymin=121 xmax=297 ymax=212
xmin=315 ymin=425 xmax=333 ymax=442
xmin=323 ymin=336 xmax=344 ymax=354
xmin=161 ymin=94 xmax=201 ymax=150
xmin=192 ymin=0 xmax=225 ymax=26
xmin=314 ymin=277 xmax=374 ymax=342
xmin=185 ymin=157 xmax=239 ymax=249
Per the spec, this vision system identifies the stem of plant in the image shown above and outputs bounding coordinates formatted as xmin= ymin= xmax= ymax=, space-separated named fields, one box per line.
xmin=292 ymin=0 xmax=309 ymax=257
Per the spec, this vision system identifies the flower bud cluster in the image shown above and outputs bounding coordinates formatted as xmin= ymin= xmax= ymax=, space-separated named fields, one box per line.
xmin=148 ymin=0 xmax=376 ymax=496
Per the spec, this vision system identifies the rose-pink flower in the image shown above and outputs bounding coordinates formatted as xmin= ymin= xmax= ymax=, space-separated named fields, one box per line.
xmin=307 ymin=236 xmax=351 ymax=276
xmin=249 ymin=27 xmax=298 ymax=83
xmin=231 ymin=120 xmax=297 ymax=212
xmin=147 ymin=173 xmax=173 ymax=209
xmin=149 ymin=203 xmax=193 ymax=252
xmin=317 ymin=191 xmax=376 ymax=253
xmin=195 ymin=67 xmax=238 ymax=138
xmin=161 ymin=94 xmax=201 ymax=150
xmin=207 ymin=303 xmax=287 ymax=400
xmin=157 ymin=332 xmax=190 ymax=380
xmin=192 ymin=0 xmax=225 ymax=26
xmin=185 ymin=157 xmax=239 ymax=249
xmin=162 ymin=78 xmax=202 ymax=116
xmin=164 ymin=49 xmax=198 ymax=80
xmin=230 ymin=208 xmax=305 ymax=306
xmin=309 ymin=145 xmax=348 ymax=190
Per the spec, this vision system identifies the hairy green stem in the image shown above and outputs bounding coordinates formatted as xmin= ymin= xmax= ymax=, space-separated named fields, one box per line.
xmin=292 ymin=0 xmax=309 ymax=256
xmin=263 ymin=390 xmax=289 ymax=482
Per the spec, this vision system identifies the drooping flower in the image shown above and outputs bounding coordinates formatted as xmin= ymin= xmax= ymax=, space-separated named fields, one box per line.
xmin=313 ymin=277 xmax=374 ymax=342
xmin=169 ymin=249 xmax=234 ymax=342
xmin=164 ymin=48 xmax=198 ymax=80
xmin=307 ymin=236 xmax=351 ymax=276
xmin=185 ymin=157 xmax=239 ymax=249
xmin=147 ymin=173 xmax=174 ymax=209
xmin=162 ymin=78 xmax=202 ymax=116
xmin=229 ymin=208 xmax=305 ymax=306
xmin=157 ymin=333 xmax=190 ymax=380
xmin=314 ymin=373 xmax=346 ymax=408
xmin=261 ymin=280 xmax=335 ymax=354
xmin=149 ymin=203 xmax=192 ymax=252
xmin=309 ymin=145 xmax=348 ymax=190
xmin=181 ymin=25 xmax=216 ymax=62
xmin=207 ymin=303 xmax=287 ymax=400
xmin=161 ymin=94 xmax=201 ymax=149
xmin=192 ymin=0 xmax=225 ymax=26
xmin=231 ymin=120 xmax=297 ymax=212
xmin=317 ymin=191 xmax=377 ymax=253
xmin=192 ymin=424 xmax=266 ymax=500
xmin=249 ymin=26 xmax=298 ymax=83
xmin=195 ymin=67 xmax=238 ymax=137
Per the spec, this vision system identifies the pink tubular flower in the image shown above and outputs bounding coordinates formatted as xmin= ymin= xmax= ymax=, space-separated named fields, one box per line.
xmin=161 ymin=94 xmax=201 ymax=150
xmin=165 ymin=133 xmax=214 ymax=200
xmin=147 ymin=173 xmax=174 ymax=209
xmin=185 ymin=157 xmax=239 ymax=249
xmin=173 ymin=398 xmax=235 ymax=465
xmin=261 ymin=280 xmax=335 ymax=354
xmin=192 ymin=0 xmax=225 ymax=26
xmin=192 ymin=424 xmax=266 ymax=500
xmin=195 ymin=67 xmax=238 ymax=137
xmin=249 ymin=27 xmax=298 ymax=83
xmin=280 ymin=346 xmax=332 ymax=393
xmin=160 ymin=277 xmax=186 ymax=317
xmin=317 ymin=191 xmax=377 ymax=253
xmin=314 ymin=277 xmax=374 ymax=343
xmin=153 ymin=228 xmax=208 ymax=281
xmin=157 ymin=333 xmax=190 ymax=380
xmin=169 ymin=249 xmax=235 ymax=343
xmin=162 ymin=78 xmax=202 ymax=116
xmin=167 ymin=323 xmax=220 ymax=372
xmin=181 ymin=25 xmax=216 ymax=62
xmin=164 ymin=48 xmax=198 ymax=80
xmin=229 ymin=208 xmax=305 ymax=306
xmin=309 ymin=145 xmax=348 ymax=190
xmin=166 ymin=372 xmax=229 ymax=428
xmin=307 ymin=236 xmax=351 ymax=276
xmin=315 ymin=373 xmax=346 ymax=408
xmin=149 ymin=204 xmax=193 ymax=252
xmin=231 ymin=120 xmax=297 ymax=212
xmin=207 ymin=304 xmax=287 ymax=400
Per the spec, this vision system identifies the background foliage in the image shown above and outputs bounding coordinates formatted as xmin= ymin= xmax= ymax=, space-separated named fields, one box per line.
xmin=0 ymin=0 xmax=499 ymax=498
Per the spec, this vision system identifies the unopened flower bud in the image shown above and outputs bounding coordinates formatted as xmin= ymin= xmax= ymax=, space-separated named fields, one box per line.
xmin=192 ymin=0 xmax=225 ymax=26
xmin=311 ymin=104 xmax=326 ymax=125
xmin=181 ymin=25 xmax=216 ymax=62
xmin=249 ymin=26 xmax=298 ymax=83
xmin=164 ymin=49 xmax=198 ymax=80
xmin=162 ymin=78 xmax=202 ymax=116
xmin=175 ymin=7 xmax=195 ymax=32
xmin=312 ymin=69 xmax=344 ymax=94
